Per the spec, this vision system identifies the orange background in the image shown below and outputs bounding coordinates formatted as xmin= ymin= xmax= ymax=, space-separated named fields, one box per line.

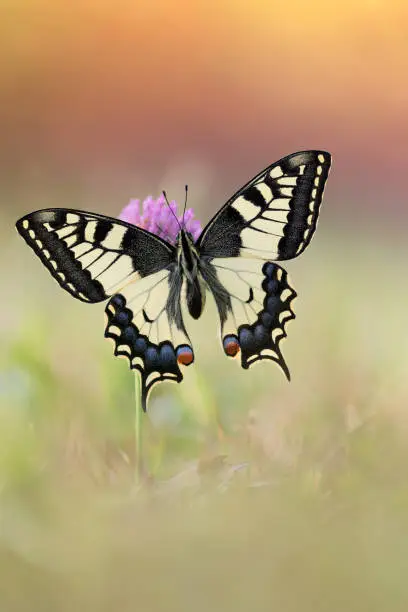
xmin=2 ymin=0 xmax=407 ymax=220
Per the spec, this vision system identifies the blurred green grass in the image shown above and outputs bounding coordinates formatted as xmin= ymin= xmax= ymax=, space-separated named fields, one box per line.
xmin=1 ymin=207 xmax=408 ymax=611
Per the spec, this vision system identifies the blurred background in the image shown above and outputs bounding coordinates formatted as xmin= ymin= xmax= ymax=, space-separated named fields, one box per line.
xmin=1 ymin=1 xmax=408 ymax=610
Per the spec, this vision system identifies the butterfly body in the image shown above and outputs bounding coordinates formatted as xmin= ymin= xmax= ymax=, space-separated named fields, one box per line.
xmin=16 ymin=150 xmax=331 ymax=410
xmin=176 ymin=229 xmax=206 ymax=320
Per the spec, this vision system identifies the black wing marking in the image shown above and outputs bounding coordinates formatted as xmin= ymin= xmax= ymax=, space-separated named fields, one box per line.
xmin=105 ymin=266 xmax=194 ymax=411
xmin=198 ymin=150 xmax=331 ymax=261
xmin=16 ymin=208 xmax=175 ymax=303
xmin=200 ymin=257 xmax=296 ymax=377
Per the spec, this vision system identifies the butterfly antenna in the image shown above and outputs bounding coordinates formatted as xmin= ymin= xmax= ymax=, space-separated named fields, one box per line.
xmin=162 ymin=190 xmax=182 ymax=231
xmin=182 ymin=185 xmax=188 ymax=229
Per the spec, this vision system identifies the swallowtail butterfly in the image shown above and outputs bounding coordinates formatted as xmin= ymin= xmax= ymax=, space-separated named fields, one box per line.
xmin=16 ymin=150 xmax=331 ymax=410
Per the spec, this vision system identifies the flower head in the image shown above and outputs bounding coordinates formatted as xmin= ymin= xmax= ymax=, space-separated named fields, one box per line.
xmin=119 ymin=194 xmax=202 ymax=245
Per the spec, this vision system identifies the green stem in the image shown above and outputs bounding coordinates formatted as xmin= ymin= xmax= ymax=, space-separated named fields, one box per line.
xmin=134 ymin=370 xmax=143 ymax=484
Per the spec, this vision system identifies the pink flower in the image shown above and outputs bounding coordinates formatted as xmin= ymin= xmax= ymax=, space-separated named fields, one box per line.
xmin=119 ymin=194 xmax=202 ymax=245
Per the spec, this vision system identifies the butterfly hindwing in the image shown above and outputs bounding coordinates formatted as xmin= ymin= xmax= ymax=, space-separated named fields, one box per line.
xmin=197 ymin=150 xmax=331 ymax=261
xmin=16 ymin=209 xmax=174 ymax=303
xmin=201 ymin=257 xmax=296 ymax=377
xmin=104 ymin=266 xmax=194 ymax=411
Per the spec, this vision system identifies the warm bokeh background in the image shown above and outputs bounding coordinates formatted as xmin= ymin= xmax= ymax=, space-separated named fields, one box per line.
xmin=1 ymin=2 xmax=408 ymax=611
xmin=3 ymin=0 xmax=408 ymax=218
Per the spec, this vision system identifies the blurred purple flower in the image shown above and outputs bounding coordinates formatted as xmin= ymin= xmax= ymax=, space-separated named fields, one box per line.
xmin=119 ymin=194 xmax=202 ymax=245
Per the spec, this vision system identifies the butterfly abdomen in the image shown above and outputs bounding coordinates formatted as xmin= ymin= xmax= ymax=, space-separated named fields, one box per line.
xmin=186 ymin=276 xmax=205 ymax=319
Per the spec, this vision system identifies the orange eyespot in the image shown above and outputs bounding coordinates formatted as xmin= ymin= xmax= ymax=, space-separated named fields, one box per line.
xmin=223 ymin=335 xmax=240 ymax=357
xmin=176 ymin=345 xmax=194 ymax=366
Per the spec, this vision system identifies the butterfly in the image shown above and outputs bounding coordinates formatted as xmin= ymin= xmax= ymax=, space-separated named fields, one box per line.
xmin=16 ymin=150 xmax=331 ymax=411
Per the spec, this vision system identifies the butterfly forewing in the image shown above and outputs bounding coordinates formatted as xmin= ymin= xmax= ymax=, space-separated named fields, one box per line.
xmin=198 ymin=150 xmax=331 ymax=261
xmin=16 ymin=209 xmax=174 ymax=303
